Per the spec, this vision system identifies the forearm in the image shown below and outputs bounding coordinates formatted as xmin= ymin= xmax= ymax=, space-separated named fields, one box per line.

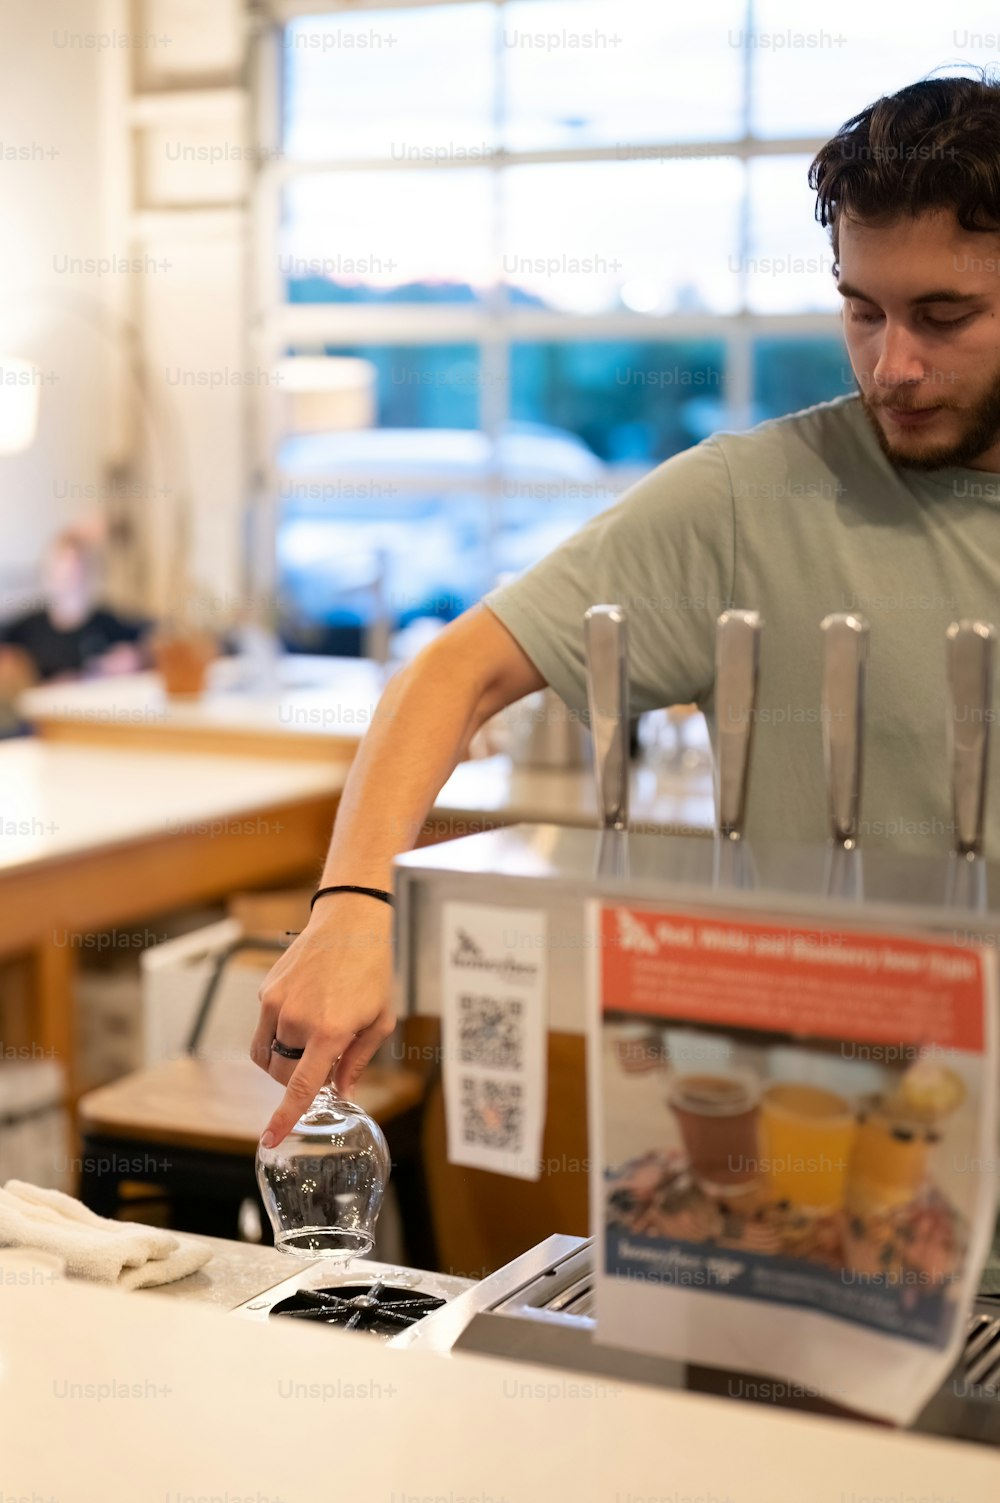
xmin=318 ymin=634 xmax=508 ymax=889
xmin=254 ymin=608 xmax=544 ymax=1132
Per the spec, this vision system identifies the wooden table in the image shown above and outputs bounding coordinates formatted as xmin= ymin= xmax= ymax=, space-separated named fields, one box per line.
xmin=0 ymin=709 xmax=714 ymax=1101
xmin=19 ymin=653 xmax=392 ymax=761
xmin=0 ymin=739 xmax=348 ymax=1095
xmin=76 ymin=1055 xmax=431 ymax=1258
xmin=19 ymin=655 xmax=717 ymax=833
xmin=78 ymin=1056 xmax=423 ymax=1157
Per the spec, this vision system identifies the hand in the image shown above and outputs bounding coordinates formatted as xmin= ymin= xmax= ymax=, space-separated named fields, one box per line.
xmin=0 ymin=645 xmax=38 ymax=698
xmin=250 ymin=894 xmax=396 ymax=1146
xmin=95 ymin=642 xmax=143 ymax=676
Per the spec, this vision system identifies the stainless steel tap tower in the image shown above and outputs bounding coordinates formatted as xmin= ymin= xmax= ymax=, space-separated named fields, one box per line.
xmin=393 ymin=610 xmax=1000 ymax=1031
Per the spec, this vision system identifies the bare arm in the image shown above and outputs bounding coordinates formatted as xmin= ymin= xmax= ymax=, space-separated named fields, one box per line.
xmin=252 ymin=604 xmax=545 ymax=1143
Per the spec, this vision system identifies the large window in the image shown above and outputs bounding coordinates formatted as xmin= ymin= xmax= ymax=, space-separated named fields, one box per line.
xmin=255 ymin=2 xmax=1000 ymax=649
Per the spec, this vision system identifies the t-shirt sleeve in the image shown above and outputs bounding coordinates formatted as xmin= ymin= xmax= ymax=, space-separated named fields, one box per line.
xmin=482 ymin=437 xmax=735 ymax=716
xmin=0 ymin=614 xmax=29 ymax=646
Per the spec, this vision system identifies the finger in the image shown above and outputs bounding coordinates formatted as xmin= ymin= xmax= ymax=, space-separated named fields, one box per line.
xmin=333 ymin=1018 xmax=394 ymax=1097
xmin=261 ymin=1037 xmax=340 ymax=1148
xmin=266 ymin=1048 xmax=298 ymax=1087
xmin=249 ymin=996 xmax=281 ymax=1071
xmin=264 ymin=1017 xmax=311 ymax=1087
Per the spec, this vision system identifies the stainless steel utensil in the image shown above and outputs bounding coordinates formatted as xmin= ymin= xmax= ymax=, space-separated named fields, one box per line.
xmin=820 ymin=612 xmax=869 ymax=899
xmin=584 ymin=604 xmax=630 ymax=878
xmin=713 ymin=609 xmax=762 ymax=888
xmin=945 ymin=619 xmax=995 ymax=910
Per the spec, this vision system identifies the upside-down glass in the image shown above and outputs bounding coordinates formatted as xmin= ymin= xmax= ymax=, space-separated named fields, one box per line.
xmin=256 ymin=1087 xmax=391 ymax=1259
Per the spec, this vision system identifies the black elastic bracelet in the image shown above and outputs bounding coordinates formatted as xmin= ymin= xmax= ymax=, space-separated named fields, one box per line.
xmin=310 ymin=883 xmax=394 ymax=912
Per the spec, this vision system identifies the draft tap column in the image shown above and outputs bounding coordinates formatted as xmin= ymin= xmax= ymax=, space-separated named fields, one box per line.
xmin=584 ymin=604 xmax=631 ymax=878
xmin=945 ymin=619 xmax=995 ymax=911
xmin=713 ymin=609 xmax=762 ymax=889
xmin=820 ymin=612 xmax=869 ymax=900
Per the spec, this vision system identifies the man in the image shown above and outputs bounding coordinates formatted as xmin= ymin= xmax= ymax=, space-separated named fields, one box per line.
xmin=253 ymin=74 xmax=1000 ymax=1144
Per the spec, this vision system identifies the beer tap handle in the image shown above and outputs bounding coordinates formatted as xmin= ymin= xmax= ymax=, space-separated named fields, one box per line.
xmin=820 ymin=613 xmax=868 ymax=902
xmin=584 ymin=604 xmax=630 ymax=832
xmin=585 ymin=605 xmax=630 ymax=880
xmin=714 ymin=609 xmax=762 ymax=841
xmin=821 ymin=612 xmax=869 ymax=849
xmin=946 ymin=619 xmax=995 ymax=860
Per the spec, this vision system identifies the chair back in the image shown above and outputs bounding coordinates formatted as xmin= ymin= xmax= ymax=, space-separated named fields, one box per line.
xmin=186 ymin=939 xmax=284 ymax=1064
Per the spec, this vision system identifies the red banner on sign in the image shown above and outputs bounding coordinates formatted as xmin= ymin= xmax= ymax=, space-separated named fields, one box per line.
xmin=599 ymin=907 xmax=985 ymax=1052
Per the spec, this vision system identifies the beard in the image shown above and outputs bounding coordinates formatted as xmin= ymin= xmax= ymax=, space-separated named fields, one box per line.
xmin=855 ymin=368 xmax=1000 ymax=471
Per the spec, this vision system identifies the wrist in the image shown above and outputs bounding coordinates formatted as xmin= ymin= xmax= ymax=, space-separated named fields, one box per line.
xmin=306 ymin=889 xmax=394 ymax=928
xmin=311 ymin=883 xmax=393 ymax=914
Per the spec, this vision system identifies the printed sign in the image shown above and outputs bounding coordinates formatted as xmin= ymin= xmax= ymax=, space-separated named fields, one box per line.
xmin=441 ymin=902 xmax=548 ymax=1179
xmin=587 ymin=901 xmax=998 ymax=1426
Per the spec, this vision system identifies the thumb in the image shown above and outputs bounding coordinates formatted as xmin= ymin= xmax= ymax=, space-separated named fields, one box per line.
xmin=333 ymin=1020 xmax=390 ymax=1098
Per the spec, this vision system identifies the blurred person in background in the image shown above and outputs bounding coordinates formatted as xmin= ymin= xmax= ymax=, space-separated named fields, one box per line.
xmin=0 ymin=530 xmax=151 ymax=725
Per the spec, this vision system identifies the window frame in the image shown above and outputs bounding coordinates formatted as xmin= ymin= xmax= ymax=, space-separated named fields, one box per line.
xmin=249 ymin=0 xmax=844 ymax=609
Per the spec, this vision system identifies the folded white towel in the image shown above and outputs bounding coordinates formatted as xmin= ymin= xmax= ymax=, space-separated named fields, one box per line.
xmin=0 ymin=1180 xmax=212 ymax=1289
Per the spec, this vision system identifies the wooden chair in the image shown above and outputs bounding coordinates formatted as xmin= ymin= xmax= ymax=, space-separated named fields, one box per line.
xmin=77 ymin=935 xmax=436 ymax=1267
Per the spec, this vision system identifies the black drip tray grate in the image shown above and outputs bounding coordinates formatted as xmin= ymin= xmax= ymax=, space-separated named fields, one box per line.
xmin=964 ymin=1312 xmax=1000 ymax=1394
xmin=270 ymin=1281 xmax=446 ymax=1338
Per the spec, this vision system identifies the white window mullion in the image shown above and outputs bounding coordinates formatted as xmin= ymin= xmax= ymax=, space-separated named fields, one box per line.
xmin=266 ymin=304 xmax=842 ymax=345
xmin=262 ymin=0 xmax=849 ymax=630
xmin=263 ymin=135 xmax=829 ymax=185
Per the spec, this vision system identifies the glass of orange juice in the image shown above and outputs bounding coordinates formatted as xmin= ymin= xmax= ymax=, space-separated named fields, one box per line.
xmin=759 ymin=1083 xmax=857 ymax=1212
xmin=846 ymin=1098 xmax=938 ymax=1213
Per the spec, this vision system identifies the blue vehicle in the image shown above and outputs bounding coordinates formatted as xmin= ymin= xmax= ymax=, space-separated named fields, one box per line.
xmin=276 ymin=422 xmax=615 ymax=652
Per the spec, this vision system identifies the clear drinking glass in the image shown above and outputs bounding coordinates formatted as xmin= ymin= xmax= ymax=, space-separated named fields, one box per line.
xmin=256 ymin=1086 xmax=391 ymax=1260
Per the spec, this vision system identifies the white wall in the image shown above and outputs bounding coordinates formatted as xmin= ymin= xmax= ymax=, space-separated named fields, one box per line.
xmin=120 ymin=0 xmax=249 ymax=620
xmin=0 ymin=0 xmax=251 ymax=623
xmin=137 ymin=218 xmax=247 ymax=616
xmin=0 ymin=0 xmax=113 ymax=610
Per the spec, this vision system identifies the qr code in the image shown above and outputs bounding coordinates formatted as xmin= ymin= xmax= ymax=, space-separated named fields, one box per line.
xmin=459 ymin=1077 xmax=524 ymax=1151
xmin=458 ymin=993 xmax=524 ymax=1070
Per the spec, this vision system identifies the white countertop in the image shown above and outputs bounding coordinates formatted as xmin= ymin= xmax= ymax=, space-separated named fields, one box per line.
xmin=0 ymin=740 xmax=348 ymax=874
xmin=5 ymin=1269 xmax=995 ymax=1503
xmin=17 ymin=651 xmax=715 ymax=837
xmin=437 ymin=752 xmax=714 ymax=833
xmin=19 ymin=653 xmax=390 ymax=741
xmin=0 ymin=732 xmax=713 ymax=880
xmin=19 ymin=656 xmax=715 ymax=830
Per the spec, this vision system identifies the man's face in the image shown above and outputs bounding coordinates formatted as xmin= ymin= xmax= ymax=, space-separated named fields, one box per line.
xmin=838 ymin=209 xmax=1000 ymax=471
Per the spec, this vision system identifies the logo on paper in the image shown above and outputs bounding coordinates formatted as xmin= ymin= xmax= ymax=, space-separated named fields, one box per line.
xmin=451 ymin=929 xmax=538 ymax=983
xmin=615 ymin=909 xmax=659 ymax=954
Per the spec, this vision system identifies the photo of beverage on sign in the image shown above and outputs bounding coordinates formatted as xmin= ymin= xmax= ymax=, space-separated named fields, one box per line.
xmin=605 ymin=1031 xmax=971 ymax=1310
xmin=593 ymin=903 xmax=995 ymax=1348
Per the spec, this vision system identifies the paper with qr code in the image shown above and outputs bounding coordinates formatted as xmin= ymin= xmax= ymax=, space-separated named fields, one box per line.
xmin=441 ymin=902 xmax=548 ymax=1179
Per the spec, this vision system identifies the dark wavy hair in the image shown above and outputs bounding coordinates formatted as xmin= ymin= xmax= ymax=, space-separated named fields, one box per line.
xmin=809 ymin=72 xmax=1000 ymax=272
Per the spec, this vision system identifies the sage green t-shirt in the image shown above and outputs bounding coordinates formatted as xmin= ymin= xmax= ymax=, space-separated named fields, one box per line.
xmin=482 ymin=394 xmax=1000 ymax=855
